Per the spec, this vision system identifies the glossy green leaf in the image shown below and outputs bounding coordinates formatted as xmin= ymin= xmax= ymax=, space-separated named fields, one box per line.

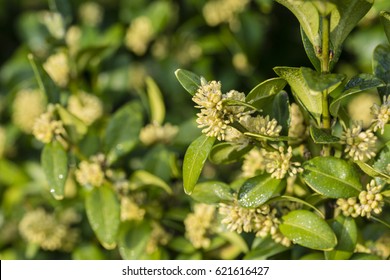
xmin=329 ymin=0 xmax=374 ymax=69
xmin=244 ymin=132 xmax=295 ymax=142
xmin=301 ymin=67 xmax=345 ymax=93
xmin=118 ymin=221 xmax=151 ymax=260
xmin=143 ymin=145 xmax=177 ymax=182
xmin=373 ymin=44 xmax=390 ymax=97
xmin=209 ymin=142 xmax=252 ymax=165
xmin=129 ymin=169 xmax=172 ymax=194
xmin=380 ymin=11 xmax=390 ymax=44
xmin=310 ymin=125 xmax=340 ymax=144
xmin=85 ymin=184 xmax=120 ymax=250
xmin=330 ymin=74 xmax=385 ymax=117
xmin=302 ymin=157 xmax=362 ymax=198
xmin=355 ymin=161 xmax=390 ymax=183
xmin=272 ymin=91 xmax=290 ymax=135
xmin=28 ymin=53 xmax=60 ymax=103
xmin=191 ymin=181 xmax=234 ymax=203
xmin=41 ymin=141 xmax=68 ymax=200
xmin=56 ymin=105 xmax=88 ymax=142
xmin=301 ymin=27 xmax=321 ymax=71
xmin=274 ymin=0 xmax=320 ymax=49
xmin=145 ymin=76 xmax=165 ymax=125
xmin=72 ymin=244 xmax=106 ymax=260
xmin=183 ymin=134 xmax=215 ymax=194
xmin=246 ymin=77 xmax=287 ymax=102
xmin=274 ymin=67 xmax=322 ymax=125
xmin=238 ymin=174 xmax=286 ymax=208
xmin=280 ymin=210 xmax=337 ymax=250
xmin=325 ymin=216 xmax=357 ymax=260
xmin=174 ymin=69 xmax=202 ymax=96
xmin=104 ymin=101 xmax=143 ymax=164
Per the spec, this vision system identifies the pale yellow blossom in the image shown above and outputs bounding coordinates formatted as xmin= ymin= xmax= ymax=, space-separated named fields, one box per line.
xmin=43 ymin=52 xmax=70 ymax=87
xmin=67 ymin=92 xmax=103 ymax=125
xmin=125 ymin=16 xmax=154 ymax=56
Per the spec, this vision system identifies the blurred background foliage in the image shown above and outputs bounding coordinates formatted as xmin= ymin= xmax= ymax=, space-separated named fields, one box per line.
xmin=0 ymin=0 xmax=389 ymax=260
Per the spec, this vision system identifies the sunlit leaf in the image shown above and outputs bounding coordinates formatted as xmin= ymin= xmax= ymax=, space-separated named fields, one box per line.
xmin=183 ymin=135 xmax=215 ymax=194
xmin=280 ymin=210 xmax=337 ymax=250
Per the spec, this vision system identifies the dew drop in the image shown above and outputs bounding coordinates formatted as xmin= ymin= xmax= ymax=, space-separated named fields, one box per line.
xmin=58 ymin=174 xmax=64 ymax=180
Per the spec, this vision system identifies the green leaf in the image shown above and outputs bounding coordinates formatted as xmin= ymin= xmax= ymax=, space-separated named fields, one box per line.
xmin=244 ymin=236 xmax=289 ymax=260
xmin=310 ymin=125 xmax=340 ymax=144
xmin=28 ymin=53 xmax=60 ymax=103
xmin=280 ymin=210 xmax=337 ymax=251
xmin=191 ymin=181 xmax=234 ymax=203
xmin=330 ymin=74 xmax=385 ymax=117
xmin=183 ymin=134 xmax=215 ymax=194
xmin=325 ymin=216 xmax=357 ymax=260
xmin=380 ymin=11 xmax=390 ymax=44
xmin=56 ymin=105 xmax=88 ymax=142
xmin=167 ymin=237 xmax=196 ymax=254
xmin=209 ymin=142 xmax=252 ymax=165
xmin=272 ymin=91 xmax=290 ymax=135
xmin=145 ymin=76 xmax=165 ymax=125
xmin=174 ymin=69 xmax=202 ymax=96
xmin=274 ymin=1 xmax=320 ymax=49
xmin=218 ymin=231 xmax=249 ymax=253
xmin=48 ymin=0 xmax=72 ymax=26
xmin=118 ymin=221 xmax=152 ymax=260
xmin=301 ymin=27 xmax=321 ymax=71
xmin=301 ymin=67 xmax=345 ymax=93
xmin=373 ymin=142 xmax=390 ymax=178
xmin=373 ymin=44 xmax=390 ymax=97
xmin=143 ymin=145 xmax=177 ymax=182
xmin=104 ymin=101 xmax=143 ymax=165
xmin=268 ymin=195 xmax=325 ymax=218
xmin=238 ymin=174 xmax=286 ymax=208
xmin=274 ymin=67 xmax=322 ymax=125
xmin=328 ymin=0 xmax=374 ymax=68
xmin=0 ymin=159 xmax=29 ymax=186
xmin=41 ymin=141 xmax=68 ymax=200
xmin=85 ymin=184 xmax=120 ymax=250
xmin=302 ymin=157 xmax=362 ymax=198
xmin=246 ymin=77 xmax=287 ymax=102
xmin=355 ymin=161 xmax=390 ymax=183
xmin=129 ymin=169 xmax=172 ymax=194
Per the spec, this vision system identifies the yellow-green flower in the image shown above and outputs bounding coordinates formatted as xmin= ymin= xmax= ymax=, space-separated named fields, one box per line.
xmin=12 ymin=89 xmax=45 ymax=134
xmin=43 ymin=52 xmax=70 ymax=87
xmin=371 ymin=95 xmax=390 ymax=134
xmin=341 ymin=123 xmax=377 ymax=162
xmin=184 ymin=203 xmax=216 ymax=249
xmin=75 ymin=154 xmax=105 ymax=188
xmin=67 ymin=91 xmax=103 ymax=125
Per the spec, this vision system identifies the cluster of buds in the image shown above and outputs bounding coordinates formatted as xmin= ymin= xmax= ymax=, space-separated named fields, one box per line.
xmin=336 ymin=179 xmax=384 ymax=218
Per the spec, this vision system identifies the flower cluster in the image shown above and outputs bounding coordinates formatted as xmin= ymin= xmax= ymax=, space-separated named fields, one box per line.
xmin=78 ymin=1 xmax=103 ymax=27
xmin=193 ymin=80 xmax=281 ymax=143
xmin=67 ymin=91 xmax=103 ymax=125
xmin=12 ymin=89 xmax=46 ymax=134
xmin=184 ymin=203 xmax=216 ymax=249
xmin=75 ymin=154 xmax=105 ymax=188
xmin=125 ymin=16 xmax=155 ymax=56
xmin=371 ymin=95 xmax=390 ymax=134
xmin=146 ymin=222 xmax=171 ymax=255
xmin=341 ymin=123 xmax=377 ymax=162
xmin=19 ymin=208 xmax=79 ymax=251
xmin=336 ymin=179 xmax=384 ymax=218
xmin=32 ymin=106 xmax=65 ymax=144
xmin=218 ymin=199 xmax=291 ymax=246
xmin=288 ymin=103 xmax=306 ymax=139
xmin=202 ymin=0 xmax=249 ymax=28
xmin=120 ymin=196 xmax=145 ymax=222
xmin=43 ymin=52 xmax=70 ymax=87
xmin=139 ymin=122 xmax=179 ymax=146
xmin=242 ymin=146 xmax=303 ymax=179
